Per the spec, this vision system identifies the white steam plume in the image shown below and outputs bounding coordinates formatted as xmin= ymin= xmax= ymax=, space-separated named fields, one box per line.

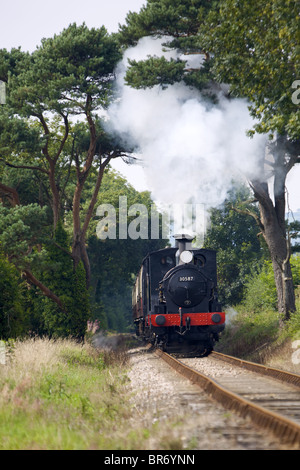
xmin=106 ymin=37 xmax=267 ymax=240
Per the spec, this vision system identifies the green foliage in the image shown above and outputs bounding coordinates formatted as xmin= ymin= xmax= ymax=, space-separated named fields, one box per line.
xmin=291 ymin=254 xmax=300 ymax=286
xmin=119 ymin=0 xmax=214 ymax=95
xmin=125 ymin=56 xmax=186 ymax=89
xmin=242 ymin=261 xmax=278 ymax=313
xmin=120 ymin=0 xmax=299 ymax=138
xmin=0 ymin=204 xmax=48 ymax=268
xmin=0 ymin=20 xmax=124 ymax=339
xmin=6 ymin=23 xmax=122 ymax=116
xmin=285 ymin=309 xmax=300 ymax=341
xmin=290 ymin=220 xmax=300 ymax=253
xmin=40 ymin=220 xmax=73 ymax=337
xmin=204 ymin=184 xmax=266 ymax=305
xmin=0 ymin=252 xmax=27 ymax=339
xmin=241 ymin=254 xmax=300 ymax=314
xmin=119 ymin=0 xmax=210 ymax=47
xmin=0 ymin=108 xmax=43 ymax=157
xmin=41 ymin=220 xmax=89 ymax=339
xmin=69 ymin=261 xmax=90 ymax=338
xmin=200 ymin=0 xmax=300 ymax=139
xmin=218 ymin=307 xmax=280 ymax=358
xmin=0 ymin=22 xmax=124 ymax=231
xmin=218 ymin=263 xmax=300 ymax=357
xmin=0 ymin=338 xmax=133 ymax=450
xmin=0 ymin=21 xmax=167 ymax=339
xmin=42 ymin=220 xmax=73 ymax=292
xmin=88 ymin=169 xmax=166 ymax=331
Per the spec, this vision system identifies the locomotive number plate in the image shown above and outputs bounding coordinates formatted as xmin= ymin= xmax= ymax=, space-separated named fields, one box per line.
xmin=178 ymin=276 xmax=194 ymax=282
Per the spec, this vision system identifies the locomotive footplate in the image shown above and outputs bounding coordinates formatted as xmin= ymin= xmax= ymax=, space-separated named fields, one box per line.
xmin=148 ymin=311 xmax=225 ymax=357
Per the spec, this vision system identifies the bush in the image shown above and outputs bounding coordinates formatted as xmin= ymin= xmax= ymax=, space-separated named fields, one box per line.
xmin=241 ymin=254 xmax=300 ymax=314
xmin=41 ymin=221 xmax=90 ymax=339
xmin=217 ymin=256 xmax=300 ymax=359
xmin=241 ymin=261 xmax=277 ymax=313
xmin=217 ymin=308 xmax=280 ymax=358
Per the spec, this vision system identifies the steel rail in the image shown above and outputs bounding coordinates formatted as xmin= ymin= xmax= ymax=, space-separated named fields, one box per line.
xmin=155 ymin=348 xmax=300 ymax=448
xmin=211 ymin=351 xmax=300 ymax=388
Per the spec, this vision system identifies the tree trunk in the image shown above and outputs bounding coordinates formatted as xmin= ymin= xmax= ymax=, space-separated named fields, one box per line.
xmin=250 ymin=178 xmax=296 ymax=320
xmin=71 ymin=101 xmax=114 ymax=287
xmin=48 ymin=160 xmax=61 ymax=230
xmin=72 ymin=157 xmax=111 ymax=288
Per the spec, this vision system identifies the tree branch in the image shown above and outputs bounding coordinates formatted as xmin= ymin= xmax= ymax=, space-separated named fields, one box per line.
xmin=23 ymin=269 xmax=66 ymax=312
xmin=53 ymin=242 xmax=75 ymax=259
xmin=0 ymin=182 xmax=20 ymax=206
xmin=81 ymin=155 xmax=112 ymax=237
xmin=230 ymin=204 xmax=264 ymax=233
xmin=54 ymin=113 xmax=69 ymax=163
xmin=0 ymin=158 xmax=49 ymax=175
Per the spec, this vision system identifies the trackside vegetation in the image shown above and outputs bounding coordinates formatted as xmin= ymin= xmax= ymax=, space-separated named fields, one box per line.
xmin=0 ymin=337 xmax=196 ymax=450
xmin=0 ymin=338 xmax=127 ymax=450
xmin=215 ymin=261 xmax=300 ymax=363
xmin=203 ymin=184 xmax=300 ymax=363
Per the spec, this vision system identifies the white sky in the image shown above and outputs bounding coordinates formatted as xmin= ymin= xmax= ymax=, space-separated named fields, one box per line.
xmin=0 ymin=0 xmax=299 ymax=213
xmin=0 ymin=0 xmax=146 ymax=51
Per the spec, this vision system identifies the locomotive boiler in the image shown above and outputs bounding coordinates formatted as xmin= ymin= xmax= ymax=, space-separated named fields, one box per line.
xmin=132 ymin=234 xmax=225 ymax=356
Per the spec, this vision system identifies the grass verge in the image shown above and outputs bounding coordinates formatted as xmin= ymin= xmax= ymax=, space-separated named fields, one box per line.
xmin=0 ymin=337 xmax=139 ymax=450
xmin=0 ymin=336 xmax=208 ymax=450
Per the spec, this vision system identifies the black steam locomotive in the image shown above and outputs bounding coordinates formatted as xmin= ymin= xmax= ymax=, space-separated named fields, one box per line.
xmin=132 ymin=234 xmax=225 ymax=356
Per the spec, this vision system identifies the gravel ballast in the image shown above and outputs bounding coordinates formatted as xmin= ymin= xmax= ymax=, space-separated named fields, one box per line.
xmin=126 ymin=347 xmax=290 ymax=450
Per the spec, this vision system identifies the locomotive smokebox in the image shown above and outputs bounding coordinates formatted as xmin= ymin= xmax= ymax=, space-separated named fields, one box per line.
xmin=174 ymin=233 xmax=194 ymax=265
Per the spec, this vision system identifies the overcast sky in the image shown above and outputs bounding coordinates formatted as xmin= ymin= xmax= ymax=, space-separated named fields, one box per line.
xmin=0 ymin=0 xmax=145 ymax=51
xmin=1 ymin=0 xmax=299 ymax=213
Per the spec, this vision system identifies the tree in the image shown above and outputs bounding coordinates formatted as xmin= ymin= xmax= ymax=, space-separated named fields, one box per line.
xmin=118 ymin=0 xmax=215 ymax=96
xmin=199 ymin=0 xmax=300 ymax=320
xmin=87 ymin=170 xmax=166 ymax=331
xmin=204 ymin=184 xmax=267 ymax=306
xmin=0 ymin=203 xmax=65 ymax=309
xmin=118 ymin=0 xmax=300 ymax=320
xmin=0 ymin=23 xmax=126 ymax=286
xmin=39 ymin=219 xmax=89 ymax=338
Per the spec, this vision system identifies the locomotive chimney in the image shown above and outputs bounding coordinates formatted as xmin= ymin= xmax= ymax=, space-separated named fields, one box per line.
xmin=174 ymin=233 xmax=194 ymax=265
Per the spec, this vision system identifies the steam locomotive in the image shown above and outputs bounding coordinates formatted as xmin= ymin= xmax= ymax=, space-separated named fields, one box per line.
xmin=132 ymin=234 xmax=225 ymax=356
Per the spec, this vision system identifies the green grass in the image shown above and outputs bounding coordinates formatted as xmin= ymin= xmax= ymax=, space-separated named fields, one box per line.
xmin=0 ymin=338 xmax=137 ymax=449
xmin=0 ymin=337 xmax=197 ymax=450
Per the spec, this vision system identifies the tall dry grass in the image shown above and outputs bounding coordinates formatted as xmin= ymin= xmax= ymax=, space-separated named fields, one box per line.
xmin=0 ymin=337 xmax=133 ymax=449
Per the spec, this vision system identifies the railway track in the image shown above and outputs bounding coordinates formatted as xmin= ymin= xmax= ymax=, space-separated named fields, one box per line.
xmin=155 ymin=348 xmax=300 ymax=448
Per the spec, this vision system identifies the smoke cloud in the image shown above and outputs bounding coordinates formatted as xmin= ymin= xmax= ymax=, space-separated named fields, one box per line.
xmin=106 ymin=37 xmax=267 ymax=240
